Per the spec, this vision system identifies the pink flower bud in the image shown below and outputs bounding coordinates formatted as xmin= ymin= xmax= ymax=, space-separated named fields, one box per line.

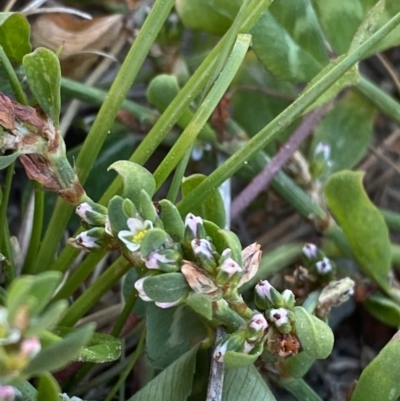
xmin=219 ymin=258 xmax=242 ymax=278
xmin=249 ymin=313 xmax=268 ymax=332
xmin=191 ymin=238 xmax=213 ymax=259
xmin=134 ymin=278 xmax=152 ymax=302
xmin=184 ymin=213 xmax=203 ymax=238
xmin=269 ymin=308 xmax=289 ymax=327
xmin=0 ymin=386 xmax=16 ymax=401
xmin=20 ymin=337 xmax=41 ymax=358
xmin=302 ymin=243 xmax=318 ymax=260
xmin=255 ymin=280 xmax=273 ymax=302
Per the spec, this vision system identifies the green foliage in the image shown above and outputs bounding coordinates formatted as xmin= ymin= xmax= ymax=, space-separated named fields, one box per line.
xmin=351 ymin=331 xmax=400 ymax=401
xmin=36 ymin=373 xmax=61 ymax=401
xmin=181 ymin=174 xmax=226 ymax=228
xmin=363 ymin=292 xmax=400 ymax=327
xmin=324 ymin=171 xmax=392 ymax=290
xmin=143 ymin=273 xmax=189 ymax=303
xmin=0 ymin=13 xmax=31 ymax=63
xmin=294 ymin=306 xmax=334 ymax=359
xmin=23 ymin=48 xmax=61 ymax=129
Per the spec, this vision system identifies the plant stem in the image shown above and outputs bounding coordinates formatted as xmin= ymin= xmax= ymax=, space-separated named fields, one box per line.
xmin=111 ymin=285 xmax=138 ymax=338
xmin=0 ymin=45 xmax=28 ymax=105
xmin=22 ymin=183 xmax=44 ymax=274
xmin=52 ymin=251 xmax=107 ymax=301
xmin=0 ymin=163 xmax=16 ymax=283
xmin=103 ymin=329 xmax=146 ymax=401
xmin=98 ymin=0 xmax=273 ymax=205
xmin=206 ymin=327 xmax=225 ymax=401
xmin=153 ymin=34 xmax=252 ymax=189
xmin=59 ymin=256 xmax=131 ymax=327
xmin=356 ymin=76 xmax=400 ymax=126
xmin=275 ymin=377 xmax=324 ymax=401
xmin=34 ymin=0 xmax=176 ymax=272
xmin=176 ymin=11 xmax=400 ymax=216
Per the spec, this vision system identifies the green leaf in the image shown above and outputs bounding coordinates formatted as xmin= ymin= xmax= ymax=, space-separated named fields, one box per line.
xmin=182 ymin=174 xmax=226 ymax=228
xmin=324 ymin=171 xmax=391 ymax=290
xmin=224 ymin=343 xmax=263 ymax=369
xmin=129 ymin=343 xmax=200 ymax=401
xmin=283 ymin=351 xmax=315 ymax=378
xmin=159 ymin=199 xmax=185 ymax=242
xmin=139 ymin=190 xmax=157 ymax=222
xmin=36 ymin=373 xmax=61 ymax=401
xmin=0 ymin=13 xmax=31 ymax=63
xmin=251 ymin=0 xmax=329 ymax=82
xmin=28 ymin=271 xmax=62 ymax=316
xmin=222 ymin=365 xmax=277 ymax=401
xmin=311 ymin=91 xmax=375 ymax=174
xmin=146 ymin=304 xmax=206 ymax=369
xmin=185 ymin=293 xmax=213 ymax=321
xmin=23 ymin=48 xmax=61 ymax=128
xmin=217 ymin=229 xmax=243 ymax=265
xmin=108 ymin=161 xmax=155 ymax=206
xmin=294 ymin=306 xmax=334 ymax=359
xmin=363 ymin=292 xmax=400 ymax=327
xmin=140 ymin=228 xmax=168 ymax=258
xmin=351 ymin=330 xmax=400 ymax=401
xmin=143 ymin=273 xmax=189 ymax=303
xmin=0 ymin=152 xmax=22 ymax=169
xmin=108 ymin=195 xmax=128 ymax=234
xmin=7 ymin=275 xmax=34 ymax=321
xmin=312 ymin=0 xmax=400 ymax=55
xmin=24 ymin=324 xmax=94 ymax=376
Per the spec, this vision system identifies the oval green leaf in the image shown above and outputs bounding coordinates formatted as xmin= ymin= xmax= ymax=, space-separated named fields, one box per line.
xmin=143 ymin=273 xmax=189 ymax=302
xmin=23 ymin=48 xmax=61 ymax=128
xmin=159 ymin=199 xmax=185 ymax=242
xmin=363 ymin=292 xmax=400 ymax=327
xmin=36 ymin=373 xmax=61 ymax=401
xmin=0 ymin=13 xmax=31 ymax=63
xmin=351 ymin=330 xmax=400 ymax=401
xmin=182 ymin=174 xmax=226 ymax=228
xmin=108 ymin=161 xmax=155 ymax=206
xmin=294 ymin=306 xmax=334 ymax=359
xmin=324 ymin=171 xmax=391 ymax=290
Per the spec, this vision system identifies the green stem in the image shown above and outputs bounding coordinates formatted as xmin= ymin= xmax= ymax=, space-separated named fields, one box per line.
xmin=104 ymin=329 xmax=145 ymax=401
xmin=0 ymin=163 xmax=16 ymax=283
xmin=166 ymin=144 xmax=193 ymax=203
xmin=275 ymin=377 xmax=324 ymax=401
xmin=98 ymin=0 xmax=273 ymax=205
xmin=356 ymin=76 xmax=400 ymax=126
xmin=34 ymin=0 xmax=176 ymax=272
xmin=59 ymin=256 xmax=131 ymax=327
xmin=153 ymin=34 xmax=252 ymax=189
xmin=0 ymin=45 xmax=28 ymax=105
xmin=176 ymin=12 xmax=400 ymax=216
xmin=111 ymin=284 xmax=138 ymax=338
xmin=60 ymin=77 xmax=158 ymax=126
xmin=52 ymin=251 xmax=107 ymax=301
xmin=22 ymin=183 xmax=44 ymax=274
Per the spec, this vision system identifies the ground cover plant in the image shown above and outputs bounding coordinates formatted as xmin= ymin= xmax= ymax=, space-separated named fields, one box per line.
xmin=1 ymin=0 xmax=400 ymax=400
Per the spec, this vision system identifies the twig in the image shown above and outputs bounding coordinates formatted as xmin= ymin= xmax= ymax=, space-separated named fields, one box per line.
xmin=231 ymin=106 xmax=328 ymax=220
xmin=206 ymin=326 xmax=226 ymax=401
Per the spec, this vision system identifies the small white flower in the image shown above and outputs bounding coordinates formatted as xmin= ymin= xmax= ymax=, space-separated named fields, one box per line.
xmin=282 ymin=289 xmax=295 ymax=303
xmin=155 ymin=300 xmax=181 ymax=309
xmin=184 ymin=213 xmax=203 ymax=238
xmin=315 ymin=143 xmax=331 ymax=160
xmin=269 ymin=308 xmax=289 ymax=327
xmin=118 ymin=218 xmax=153 ymax=252
xmin=302 ymin=243 xmax=318 ymax=260
xmin=76 ymin=202 xmax=93 ymax=220
xmin=255 ymin=280 xmax=273 ymax=302
xmin=75 ymin=232 xmax=99 ymax=249
xmin=191 ymin=238 xmax=214 ymax=258
xmin=145 ymin=252 xmax=174 ymax=270
xmin=249 ymin=313 xmax=268 ymax=332
xmin=134 ymin=278 xmax=152 ymax=302
xmin=316 ymin=257 xmax=333 ymax=274
xmin=219 ymin=258 xmax=242 ymax=278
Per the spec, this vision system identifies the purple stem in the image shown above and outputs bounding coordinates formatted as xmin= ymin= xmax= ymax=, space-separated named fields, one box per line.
xmin=231 ymin=107 xmax=327 ymax=220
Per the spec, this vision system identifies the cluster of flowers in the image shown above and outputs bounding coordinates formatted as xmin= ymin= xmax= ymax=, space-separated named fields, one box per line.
xmin=0 ymin=307 xmax=41 ymax=401
xmin=302 ymin=243 xmax=336 ymax=279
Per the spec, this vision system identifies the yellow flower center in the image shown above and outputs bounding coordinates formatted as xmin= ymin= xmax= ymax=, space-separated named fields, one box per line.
xmin=132 ymin=230 xmax=147 ymax=244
